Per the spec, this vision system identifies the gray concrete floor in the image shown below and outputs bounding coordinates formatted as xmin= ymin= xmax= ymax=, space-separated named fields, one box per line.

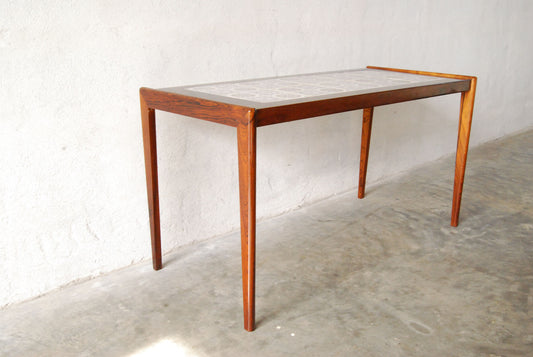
xmin=1 ymin=129 xmax=533 ymax=357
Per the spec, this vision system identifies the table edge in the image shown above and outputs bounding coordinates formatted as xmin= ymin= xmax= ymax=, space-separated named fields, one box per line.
xmin=140 ymin=66 xmax=476 ymax=127
xmin=254 ymin=79 xmax=471 ymax=126
xmin=140 ymin=87 xmax=254 ymax=127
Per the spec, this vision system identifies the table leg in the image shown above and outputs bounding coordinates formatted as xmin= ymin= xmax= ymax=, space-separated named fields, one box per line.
xmin=141 ymin=97 xmax=163 ymax=270
xmin=237 ymin=122 xmax=257 ymax=332
xmin=358 ymin=107 xmax=374 ymax=199
xmin=451 ymin=78 xmax=477 ymax=226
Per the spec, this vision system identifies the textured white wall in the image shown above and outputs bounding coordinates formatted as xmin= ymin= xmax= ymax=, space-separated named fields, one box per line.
xmin=1 ymin=0 xmax=532 ymax=307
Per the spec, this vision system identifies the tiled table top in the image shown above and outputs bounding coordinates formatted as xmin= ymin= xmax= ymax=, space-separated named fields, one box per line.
xmin=186 ymin=68 xmax=451 ymax=104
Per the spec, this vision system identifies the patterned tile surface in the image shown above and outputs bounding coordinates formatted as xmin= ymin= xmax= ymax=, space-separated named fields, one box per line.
xmin=187 ymin=69 xmax=439 ymax=103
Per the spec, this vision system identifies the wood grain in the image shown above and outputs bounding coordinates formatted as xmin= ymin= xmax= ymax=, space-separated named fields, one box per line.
xmin=358 ymin=107 xmax=374 ymax=199
xmin=451 ymin=78 xmax=477 ymax=226
xmin=254 ymin=81 xmax=469 ymax=127
xmin=237 ymin=112 xmax=257 ymax=331
xmin=140 ymin=94 xmax=162 ymax=270
xmin=367 ymin=66 xmax=476 ymax=81
xmin=140 ymin=87 xmax=252 ymax=127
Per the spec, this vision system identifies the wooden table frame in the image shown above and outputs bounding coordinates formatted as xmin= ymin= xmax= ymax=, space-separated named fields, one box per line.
xmin=140 ymin=66 xmax=477 ymax=331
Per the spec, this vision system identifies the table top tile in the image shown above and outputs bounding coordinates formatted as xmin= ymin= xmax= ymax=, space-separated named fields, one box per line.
xmin=183 ymin=68 xmax=459 ymax=105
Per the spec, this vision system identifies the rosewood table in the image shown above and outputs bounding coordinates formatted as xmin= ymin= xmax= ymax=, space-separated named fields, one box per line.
xmin=140 ymin=66 xmax=477 ymax=331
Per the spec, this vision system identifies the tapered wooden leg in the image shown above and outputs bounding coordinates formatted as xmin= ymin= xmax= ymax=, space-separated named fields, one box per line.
xmin=451 ymin=78 xmax=477 ymax=226
xmin=237 ymin=121 xmax=257 ymax=332
xmin=358 ymin=107 xmax=374 ymax=199
xmin=141 ymin=96 xmax=162 ymax=270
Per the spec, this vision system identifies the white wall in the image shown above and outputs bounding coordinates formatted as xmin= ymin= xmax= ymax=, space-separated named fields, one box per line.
xmin=1 ymin=0 xmax=532 ymax=307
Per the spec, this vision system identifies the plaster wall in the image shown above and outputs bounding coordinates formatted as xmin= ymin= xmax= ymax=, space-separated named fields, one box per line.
xmin=1 ymin=0 xmax=532 ymax=306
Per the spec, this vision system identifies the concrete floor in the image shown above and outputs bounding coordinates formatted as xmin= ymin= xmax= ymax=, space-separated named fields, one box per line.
xmin=1 ymin=129 xmax=532 ymax=357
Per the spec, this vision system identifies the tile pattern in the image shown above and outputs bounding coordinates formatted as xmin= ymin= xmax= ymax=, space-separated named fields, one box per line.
xmin=187 ymin=69 xmax=439 ymax=103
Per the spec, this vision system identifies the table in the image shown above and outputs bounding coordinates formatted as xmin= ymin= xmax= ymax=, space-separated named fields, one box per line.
xmin=140 ymin=66 xmax=477 ymax=331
